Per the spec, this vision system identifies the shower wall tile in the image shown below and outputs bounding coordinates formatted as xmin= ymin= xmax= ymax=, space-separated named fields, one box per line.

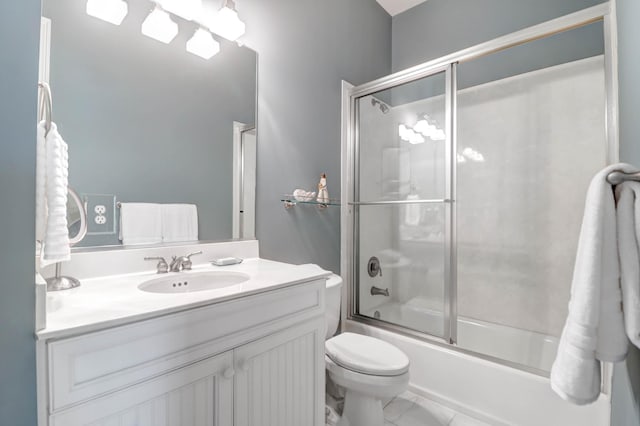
xmin=456 ymin=56 xmax=606 ymax=336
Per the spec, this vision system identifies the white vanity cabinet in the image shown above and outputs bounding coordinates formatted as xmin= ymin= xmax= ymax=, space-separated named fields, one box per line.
xmin=39 ymin=278 xmax=326 ymax=426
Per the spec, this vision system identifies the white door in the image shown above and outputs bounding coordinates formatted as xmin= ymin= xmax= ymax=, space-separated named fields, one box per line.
xmin=232 ymin=122 xmax=257 ymax=239
xmin=51 ymin=351 xmax=234 ymax=426
xmin=233 ymin=319 xmax=325 ymax=426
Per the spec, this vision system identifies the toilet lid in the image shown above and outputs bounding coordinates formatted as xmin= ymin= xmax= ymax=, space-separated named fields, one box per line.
xmin=325 ymin=333 xmax=409 ymax=376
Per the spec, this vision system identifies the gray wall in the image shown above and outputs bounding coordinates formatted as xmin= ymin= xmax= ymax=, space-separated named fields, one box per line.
xmin=0 ymin=1 xmax=40 ymax=425
xmin=43 ymin=0 xmax=256 ymax=247
xmin=613 ymin=0 xmax=640 ymax=424
xmin=241 ymin=0 xmax=392 ymax=273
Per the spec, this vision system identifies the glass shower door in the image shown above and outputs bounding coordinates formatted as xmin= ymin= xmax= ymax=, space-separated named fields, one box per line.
xmin=353 ymin=67 xmax=453 ymax=340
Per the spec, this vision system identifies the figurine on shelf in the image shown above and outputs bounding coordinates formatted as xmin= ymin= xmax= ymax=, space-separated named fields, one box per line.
xmin=317 ymin=173 xmax=329 ymax=205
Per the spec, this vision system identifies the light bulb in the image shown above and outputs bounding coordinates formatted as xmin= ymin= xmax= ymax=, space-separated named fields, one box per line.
xmin=187 ymin=28 xmax=221 ymax=59
xmin=409 ymin=132 xmax=425 ymax=145
xmin=158 ymin=0 xmax=202 ymax=20
xmin=208 ymin=4 xmax=246 ymax=41
xmin=86 ymin=0 xmax=128 ymax=25
xmin=141 ymin=7 xmax=178 ymax=44
xmin=398 ymin=124 xmax=410 ymax=141
xmin=413 ymin=120 xmax=428 ymax=134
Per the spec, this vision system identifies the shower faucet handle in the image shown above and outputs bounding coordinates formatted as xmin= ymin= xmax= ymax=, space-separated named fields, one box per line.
xmin=367 ymin=256 xmax=382 ymax=277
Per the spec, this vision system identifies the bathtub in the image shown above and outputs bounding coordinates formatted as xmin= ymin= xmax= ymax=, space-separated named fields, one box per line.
xmin=345 ymin=312 xmax=612 ymax=426
xmin=365 ymin=299 xmax=559 ymax=372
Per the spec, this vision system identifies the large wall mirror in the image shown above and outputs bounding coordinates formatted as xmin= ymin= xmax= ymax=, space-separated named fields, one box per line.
xmin=41 ymin=0 xmax=257 ymax=248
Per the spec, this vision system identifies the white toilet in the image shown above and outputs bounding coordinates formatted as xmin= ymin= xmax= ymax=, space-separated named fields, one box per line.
xmin=325 ymin=274 xmax=410 ymax=426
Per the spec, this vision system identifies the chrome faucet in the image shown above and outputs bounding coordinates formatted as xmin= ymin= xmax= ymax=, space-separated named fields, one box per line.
xmin=169 ymin=251 xmax=203 ymax=272
xmin=145 ymin=256 xmax=169 ymax=274
xmin=370 ymin=286 xmax=389 ymax=297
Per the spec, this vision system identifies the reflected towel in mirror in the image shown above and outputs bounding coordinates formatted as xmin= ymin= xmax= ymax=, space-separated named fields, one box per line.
xmin=119 ymin=203 xmax=162 ymax=245
xmin=161 ymin=204 xmax=198 ymax=243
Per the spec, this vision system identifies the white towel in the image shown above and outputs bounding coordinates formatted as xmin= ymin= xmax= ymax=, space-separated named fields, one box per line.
xmin=38 ymin=122 xmax=71 ymax=267
xmin=119 ymin=203 xmax=162 ymax=245
xmin=615 ymin=182 xmax=640 ymax=349
xmin=550 ymin=163 xmax=637 ymax=405
xmin=161 ymin=204 xmax=198 ymax=243
xmin=35 ymin=122 xmax=47 ymax=245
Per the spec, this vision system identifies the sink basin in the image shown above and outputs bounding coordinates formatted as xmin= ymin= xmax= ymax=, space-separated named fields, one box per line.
xmin=138 ymin=271 xmax=249 ymax=294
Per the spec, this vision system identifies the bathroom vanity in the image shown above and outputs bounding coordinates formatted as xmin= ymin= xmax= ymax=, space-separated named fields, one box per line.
xmin=37 ymin=241 xmax=328 ymax=426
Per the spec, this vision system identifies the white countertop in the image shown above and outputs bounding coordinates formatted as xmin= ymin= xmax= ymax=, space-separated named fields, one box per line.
xmin=39 ymin=258 xmax=330 ymax=340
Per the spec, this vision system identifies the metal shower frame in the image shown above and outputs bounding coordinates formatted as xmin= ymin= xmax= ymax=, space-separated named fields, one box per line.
xmin=341 ymin=2 xmax=619 ymax=381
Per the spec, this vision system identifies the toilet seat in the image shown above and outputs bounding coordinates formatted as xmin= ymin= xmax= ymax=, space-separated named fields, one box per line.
xmin=325 ymin=332 xmax=409 ymax=376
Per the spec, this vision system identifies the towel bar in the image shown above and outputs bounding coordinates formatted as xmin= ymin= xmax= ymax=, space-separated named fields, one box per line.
xmin=607 ymin=171 xmax=640 ymax=185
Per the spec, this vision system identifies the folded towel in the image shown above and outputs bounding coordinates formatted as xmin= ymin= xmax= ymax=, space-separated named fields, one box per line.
xmin=119 ymin=203 xmax=162 ymax=245
xmin=161 ymin=204 xmax=198 ymax=243
xmin=615 ymin=182 xmax=640 ymax=349
xmin=550 ymin=163 xmax=636 ymax=405
xmin=39 ymin=122 xmax=71 ymax=267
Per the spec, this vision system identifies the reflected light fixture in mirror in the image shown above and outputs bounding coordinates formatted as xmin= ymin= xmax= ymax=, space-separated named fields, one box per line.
xmin=86 ymin=0 xmax=128 ymax=25
xmin=141 ymin=6 xmax=178 ymax=44
xmin=158 ymin=0 xmax=202 ymax=21
xmin=187 ymin=28 xmax=221 ymax=59
xmin=207 ymin=0 xmax=246 ymax=41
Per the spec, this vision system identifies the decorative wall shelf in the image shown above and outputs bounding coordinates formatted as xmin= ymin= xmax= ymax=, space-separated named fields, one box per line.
xmin=281 ymin=195 xmax=341 ymax=209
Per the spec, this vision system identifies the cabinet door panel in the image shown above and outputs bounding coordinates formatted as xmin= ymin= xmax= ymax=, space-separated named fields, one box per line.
xmin=51 ymin=351 xmax=233 ymax=426
xmin=234 ymin=319 xmax=325 ymax=426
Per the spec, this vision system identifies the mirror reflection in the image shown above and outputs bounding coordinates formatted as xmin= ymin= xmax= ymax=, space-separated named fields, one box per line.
xmin=41 ymin=0 xmax=257 ymax=248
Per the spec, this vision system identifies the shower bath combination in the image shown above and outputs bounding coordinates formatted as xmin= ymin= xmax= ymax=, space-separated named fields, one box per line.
xmin=342 ymin=3 xmax=618 ymax=424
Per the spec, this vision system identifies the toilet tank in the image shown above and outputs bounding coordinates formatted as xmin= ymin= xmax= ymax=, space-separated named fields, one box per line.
xmin=325 ymin=274 xmax=343 ymax=340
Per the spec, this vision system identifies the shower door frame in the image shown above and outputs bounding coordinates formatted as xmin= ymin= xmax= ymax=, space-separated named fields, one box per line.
xmin=342 ymin=1 xmax=619 ymax=378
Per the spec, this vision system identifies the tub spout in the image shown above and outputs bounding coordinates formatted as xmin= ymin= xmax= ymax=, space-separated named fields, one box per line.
xmin=370 ymin=286 xmax=389 ymax=297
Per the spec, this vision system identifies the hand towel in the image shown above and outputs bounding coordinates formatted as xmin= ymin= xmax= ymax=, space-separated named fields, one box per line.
xmin=615 ymin=182 xmax=640 ymax=349
xmin=550 ymin=163 xmax=637 ymax=405
xmin=39 ymin=122 xmax=71 ymax=267
xmin=161 ymin=204 xmax=198 ymax=243
xmin=119 ymin=203 xmax=162 ymax=245
xmin=35 ymin=121 xmax=47 ymax=246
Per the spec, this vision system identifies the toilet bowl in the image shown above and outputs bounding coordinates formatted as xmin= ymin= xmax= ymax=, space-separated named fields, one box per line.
xmin=325 ymin=274 xmax=409 ymax=426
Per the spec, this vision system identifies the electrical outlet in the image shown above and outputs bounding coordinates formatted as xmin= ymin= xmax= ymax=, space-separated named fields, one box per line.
xmin=84 ymin=194 xmax=116 ymax=235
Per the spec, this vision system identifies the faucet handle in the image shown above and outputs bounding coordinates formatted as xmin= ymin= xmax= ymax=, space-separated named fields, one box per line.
xmin=182 ymin=251 xmax=203 ymax=270
xmin=186 ymin=251 xmax=203 ymax=259
xmin=144 ymin=256 xmax=169 ymax=274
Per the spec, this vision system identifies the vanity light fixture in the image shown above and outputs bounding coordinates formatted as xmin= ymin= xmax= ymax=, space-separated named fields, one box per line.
xmin=207 ymin=0 xmax=246 ymax=41
xmin=141 ymin=6 xmax=179 ymax=44
xmin=399 ymin=123 xmax=425 ymax=144
xmin=187 ymin=28 xmax=221 ymax=59
xmin=86 ymin=0 xmax=128 ymax=25
xmin=158 ymin=0 xmax=202 ymax=21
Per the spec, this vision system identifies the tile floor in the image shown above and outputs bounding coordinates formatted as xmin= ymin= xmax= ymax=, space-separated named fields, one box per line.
xmin=383 ymin=391 xmax=492 ymax=426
